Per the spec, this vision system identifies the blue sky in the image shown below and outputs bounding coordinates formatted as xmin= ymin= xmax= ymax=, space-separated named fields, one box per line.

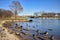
xmin=0 ymin=0 xmax=60 ymax=15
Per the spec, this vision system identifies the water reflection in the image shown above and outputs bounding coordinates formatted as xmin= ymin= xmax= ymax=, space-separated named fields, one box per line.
xmin=15 ymin=18 xmax=60 ymax=40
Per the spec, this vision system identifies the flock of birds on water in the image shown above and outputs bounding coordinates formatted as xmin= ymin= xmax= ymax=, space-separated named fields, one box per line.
xmin=0 ymin=19 xmax=55 ymax=40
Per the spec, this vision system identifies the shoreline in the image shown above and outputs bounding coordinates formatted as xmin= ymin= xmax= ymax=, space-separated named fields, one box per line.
xmin=0 ymin=18 xmax=58 ymax=38
xmin=0 ymin=21 xmax=22 ymax=40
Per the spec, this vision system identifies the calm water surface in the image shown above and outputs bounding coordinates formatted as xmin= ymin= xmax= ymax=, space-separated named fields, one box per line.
xmin=16 ymin=18 xmax=60 ymax=40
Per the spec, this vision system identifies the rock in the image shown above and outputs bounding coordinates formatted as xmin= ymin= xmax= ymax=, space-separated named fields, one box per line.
xmin=29 ymin=20 xmax=33 ymax=22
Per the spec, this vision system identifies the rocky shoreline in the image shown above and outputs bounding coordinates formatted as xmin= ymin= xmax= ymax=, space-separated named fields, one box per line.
xmin=0 ymin=21 xmax=56 ymax=40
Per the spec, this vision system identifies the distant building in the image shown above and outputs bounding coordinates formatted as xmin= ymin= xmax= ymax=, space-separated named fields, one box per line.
xmin=57 ymin=13 xmax=60 ymax=17
xmin=56 ymin=13 xmax=60 ymax=18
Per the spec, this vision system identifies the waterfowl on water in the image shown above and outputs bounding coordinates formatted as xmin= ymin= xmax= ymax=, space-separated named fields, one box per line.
xmin=48 ymin=28 xmax=53 ymax=31
xmin=33 ymin=34 xmax=38 ymax=40
xmin=43 ymin=31 xmax=48 ymax=35
xmin=36 ymin=30 xmax=40 ymax=33
xmin=40 ymin=31 xmax=48 ymax=36
xmin=19 ymin=26 xmax=23 ymax=31
xmin=50 ymin=35 xmax=55 ymax=40
xmin=15 ymin=24 xmax=19 ymax=28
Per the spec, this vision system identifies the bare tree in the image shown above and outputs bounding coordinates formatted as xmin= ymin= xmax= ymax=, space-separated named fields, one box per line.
xmin=10 ymin=0 xmax=23 ymax=20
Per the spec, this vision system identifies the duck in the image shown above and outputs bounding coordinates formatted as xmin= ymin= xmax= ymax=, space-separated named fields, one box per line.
xmin=40 ymin=31 xmax=48 ymax=35
xmin=50 ymin=35 xmax=55 ymax=40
